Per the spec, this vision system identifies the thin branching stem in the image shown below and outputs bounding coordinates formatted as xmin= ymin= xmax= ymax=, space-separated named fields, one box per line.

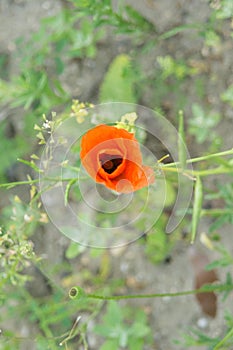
xmin=86 ymin=283 xmax=233 ymax=301
xmin=162 ymin=148 xmax=233 ymax=167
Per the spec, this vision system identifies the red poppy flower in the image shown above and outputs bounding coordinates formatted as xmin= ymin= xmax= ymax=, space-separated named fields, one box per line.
xmin=80 ymin=124 xmax=155 ymax=193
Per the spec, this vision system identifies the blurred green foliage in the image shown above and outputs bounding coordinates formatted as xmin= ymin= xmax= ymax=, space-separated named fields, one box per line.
xmin=0 ymin=192 xmax=43 ymax=292
xmin=0 ymin=0 xmax=233 ymax=349
xmin=208 ymin=182 xmax=233 ymax=232
xmin=188 ymin=103 xmax=221 ymax=144
xmin=93 ymin=301 xmax=152 ymax=350
xmin=157 ymin=55 xmax=198 ymax=80
xmin=99 ymin=54 xmax=137 ymax=103
xmin=221 ymin=84 xmax=233 ymax=106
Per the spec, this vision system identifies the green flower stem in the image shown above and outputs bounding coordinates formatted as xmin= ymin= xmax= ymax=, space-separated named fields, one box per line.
xmin=201 ymin=208 xmax=233 ymax=217
xmin=213 ymin=326 xmax=233 ymax=350
xmin=188 ymin=148 xmax=233 ymax=164
xmin=192 ymin=166 xmax=233 ymax=177
xmin=1 ymin=148 xmax=232 ymax=189
xmin=160 ymin=165 xmax=233 ymax=178
xmin=162 ymin=148 xmax=233 ymax=167
xmin=0 ymin=178 xmax=40 ymax=188
xmin=0 ymin=166 xmax=231 ymax=190
xmin=84 ymin=283 xmax=233 ymax=301
xmin=0 ymin=177 xmax=78 ymax=189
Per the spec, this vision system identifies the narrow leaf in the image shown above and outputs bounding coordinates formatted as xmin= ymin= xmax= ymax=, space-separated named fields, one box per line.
xmin=178 ymin=110 xmax=186 ymax=169
xmin=36 ymin=131 xmax=45 ymax=140
xmin=159 ymin=24 xmax=200 ymax=40
xmin=17 ymin=158 xmax=42 ymax=173
xmin=191 ymin=176 xmax=203 ymax=243
xmin=30 ymin=154 xmax=39 ymax=160
xmin=65 ymin=242 xmax=86 ymax=259
xmin=64 ymin=178 xmax=77 ymax=206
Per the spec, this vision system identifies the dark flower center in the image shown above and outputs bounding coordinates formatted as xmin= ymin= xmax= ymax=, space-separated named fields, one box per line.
xmin=99 ymin=154 xmax=123 ymax=174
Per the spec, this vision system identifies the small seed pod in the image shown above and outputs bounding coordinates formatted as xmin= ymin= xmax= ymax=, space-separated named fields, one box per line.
xmin=69 ymin=286 xmax=86 ymax=300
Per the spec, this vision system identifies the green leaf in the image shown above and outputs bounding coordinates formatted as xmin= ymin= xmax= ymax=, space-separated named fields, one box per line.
xmin=206 ymin=245 xmax=233 ymax=270
xmin=129 ymin=322 xmax=150 ymax=338
xmin=128 ymin=337 xmax=144 ymax=350
xmin=222 ymin=273 xmax=233 ymax=301
xmin=189 ymin=103 xmax=220 ymax=144
xmin=65 ymin=242 xmax=86 ymax=259
xmin=103 ymin=301 xmax=123 ymax=325
xmin=100 ymin=339 xmax=119 ymax=350
xmin=159 ymin=24 xmax=200 ymax=40
xmin=93 ymin=301 xmax=124 ymax=339
xmin=99 ymin=54 xmax=137 ymax=103
xmin=215 ymin=0 xmax=233 ymax=19
xmin=205 ymin=259 xmax=228 ymax=270
xmin=55 ymin=56 xmax=65 ymax=74
xmin=0 ymin=124 xmax=28 ymax=180
xmin=119 ymin=330 xmax=128 ymax=347
xmin=144 ymin=213 xmax=175 ymax=264
xmin=209 ymin=214 xmax=230 ymax=232
xmin=94 ymin=324 xmax=116 ymax=338
xmin=93 ymin=301 xmax=152 ymax=349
